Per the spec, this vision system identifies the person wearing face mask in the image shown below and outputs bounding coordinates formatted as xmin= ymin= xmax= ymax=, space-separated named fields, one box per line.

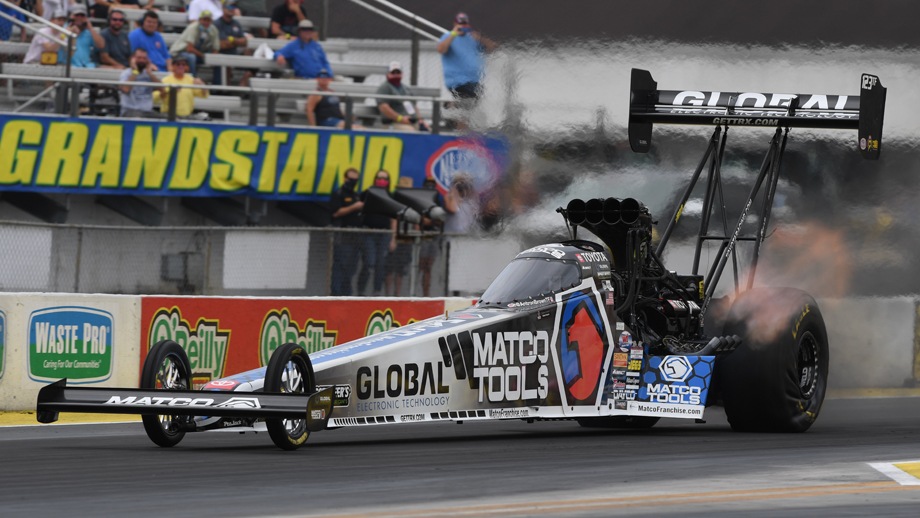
xmin=375 ymin=61 xmax=429 ymax=132
xmin=436 ymin=12 xmax=496 ymax=104
xmin=357 ymin=170 xmax=398 ymax=296
xmin=129 ymin=10 xmax=171 ymax=72
xmin=118 ymin=47 xmax=164 ymax=118
xmin=329 ymin=168 xmax=364 ymax=296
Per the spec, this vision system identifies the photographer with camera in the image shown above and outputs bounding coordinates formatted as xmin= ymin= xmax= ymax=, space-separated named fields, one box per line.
xmin=436 ymin=12 xmax=495 ymax=103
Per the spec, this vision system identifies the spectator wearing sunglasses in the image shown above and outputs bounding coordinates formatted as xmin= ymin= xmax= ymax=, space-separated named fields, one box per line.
xmin=436 ymin=12 xmax=496 ymax=102
xmin=99 ymin=10 xmax=132 ymax=68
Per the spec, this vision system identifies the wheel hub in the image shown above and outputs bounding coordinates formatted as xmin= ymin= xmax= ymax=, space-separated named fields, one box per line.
xmin=797 ymin=331 xmax=819 ymax=399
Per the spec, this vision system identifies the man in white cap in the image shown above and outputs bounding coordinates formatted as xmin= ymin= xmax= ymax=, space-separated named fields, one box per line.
xmin=68 ymin=3 xmax=105 ymax=68
xmin=375 ymin=60 xmax=429 ymax=132
xmin=170 ymin=9 xmax=220 ymax=75
xmin=275 ymin=19 xmax=331 ymax=79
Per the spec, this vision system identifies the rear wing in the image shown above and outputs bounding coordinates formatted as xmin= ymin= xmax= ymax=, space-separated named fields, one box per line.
xmin=628 ymin=69 xmax=887 ymax=159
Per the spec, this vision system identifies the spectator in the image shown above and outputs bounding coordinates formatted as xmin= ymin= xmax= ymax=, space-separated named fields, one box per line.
xmin=375 ymin=61 xmax=429 ymax=132
xmin=329 ymin=167 xmax=364 ymax=296
xmin=436 ymin=12 xmax=496 ymax=103
xmin=129 ymin=10 xmax=171 ymax=72
xmin=305 ymin=68 xmax=350 ymax=128
xmin=270 ymin=0 xmax=307 ymax=39
xmin=99 ymin=10 xmax=132 ymax=69
xmin=187 ymin=0 xmax=222 ymax=22
xmin=90 ymin=0 xmax=154 ymax=21
xmin=23 ymin=11 xmax=67 ymax=65
xmin=0 ymin=0 xmax=27 ymax=42
xmin=67 ymin=4 xmax=104 ymax=68
xmin=418 ymin=177 xmax=445 ymax=296
xmin=214 ymin=5 xmax=253 ymax=86
xmin=275 ymin=19 xmax=331 ymax=79
xmin=444 ymin=173 xmax=479 ymax=233
xmin=155 ymin=55 xmax=208 ymax=117
xmin=358 ymin=170 xmax=397 ymax=297
xmin=19 ymin=0 xmax=40 ymax=18
xmin=169 ymin=9 xmax=219 ymax=76
xmin=118 ymin=47 xmax=163 ymax=117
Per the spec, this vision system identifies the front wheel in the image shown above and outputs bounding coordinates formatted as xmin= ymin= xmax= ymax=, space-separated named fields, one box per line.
xmin=716 ymin=288 xmax=829 ymax=432
xmin=264 ymin=343 xmax=315 ymax=450
xmin=141 ymin=340 xmax=192 ymax=447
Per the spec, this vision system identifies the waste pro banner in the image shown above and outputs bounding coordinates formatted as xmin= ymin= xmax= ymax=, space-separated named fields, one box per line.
xmin=139 ymin=297 xmax=450 ymax=385
xmin=0 ymin=114 xmax=507 ymax=200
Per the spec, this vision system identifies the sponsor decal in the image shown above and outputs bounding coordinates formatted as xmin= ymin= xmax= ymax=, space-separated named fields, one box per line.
xmin=612 ymin=390 xmax=637 ymax=401
xmin=520 ymin=245 xmax=567 ymax=259
xmin=28 ymin=306 xmax=114 ymax=383
xmin=575 ymin=252 xmax=607 ymax=263
xmin=105 ymin=395 xmax=261 ymax=409
xmin=317 ymin=384 xmax=352 ymax=407
xmin=639 ymin=356 xmax=715 ymax=407
xmin=614 ymin=399 xmax=627 ymax=410
xmin=507 ymin=297 xmax=553 ymax=309
xmin=614 ymin=353 xmax=628 ymax=368
xmin=558 ymin=292 xmax=609 ymax=403
xmin=628 ymin=401 xmax=703 ymax=418
xmin=0 ymin=310 xmax=4 ymax=380
xmin=618 ymin=331 xmax=632 ymax=352
xmin=149 ymin=307 xmax=230 ymax=383
xmin=214 ymin=397 xmax=262 ymax=409
xmin=399 ymin=413 xmax=426 ymax=423
xmin=489 ymin=408 xmax=530 ymax=419
xmin=203 ymin=379 xmax=239 ymax=390
xmin=357 ymin=362 xmax=448 ymax=400
xmin=609 ymin=368 xmax=627 ymax=378
xmin=310 ymin=409 xmax=326 ymax=420
xmin=627 ymin=359 xmax=642 ymax=371
xmin=259 ymin=308 xmax=337 ymax=366
xmin=792 ymin=304 xmax=811 ymax=339
xmin=470 ymin=330 xmax=550 ymax=403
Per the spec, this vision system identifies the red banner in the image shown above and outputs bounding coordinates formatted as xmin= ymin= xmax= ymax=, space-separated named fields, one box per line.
xmin=140 ymin=297 xmax=448 ymax=385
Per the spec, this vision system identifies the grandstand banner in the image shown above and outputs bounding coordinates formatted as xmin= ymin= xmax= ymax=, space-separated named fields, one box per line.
xmin=0 ymin=114 xmax=508 ymax=200
xmin=139 ymin=296 xmax=448 ymax=385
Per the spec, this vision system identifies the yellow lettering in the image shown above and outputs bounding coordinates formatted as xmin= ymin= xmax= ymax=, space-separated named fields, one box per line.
xmin=81 ymin=124 xmax=123 ymax=188
xmin=36 ymin=122 xmax=88 ymax=186
xmin=212 ymin=130 xmax=258 ymax=192
xmin=168 ymin=127 xmax=214 ymax=190
xmin=278 ymin=133 xmax=319 ymax=194
xmin=123 ymin=126 xmax=179 ymax=189
xmin=316 ymin=134 xmax=366 ymax=195
xmin=257 ymin=132 xmax=289 ymax=193
xmin=0 ymin=119 xmax=43 ymax=185
xmin=362 ymin=136 xmax=403 ymax=191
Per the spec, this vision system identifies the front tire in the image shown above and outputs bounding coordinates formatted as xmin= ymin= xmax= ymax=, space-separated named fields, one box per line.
xmin=717 ymin=288 xmax=829 ymax=432
xmin=141 ymin=340 xmax=192 ymax=447
xmin=264 ymin=343 xmax=315 ymax=450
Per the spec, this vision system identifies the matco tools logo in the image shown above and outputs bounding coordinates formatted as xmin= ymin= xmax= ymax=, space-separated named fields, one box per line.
xmin=658 ymin=356 xmax=693 ymax=382
xmin=260 ymin=309 xmax=337 ymax=366
xmin=29 ymin=306 xmax=114 ymax=383
xmin=149 ymin=307 xmax=230 ymax=381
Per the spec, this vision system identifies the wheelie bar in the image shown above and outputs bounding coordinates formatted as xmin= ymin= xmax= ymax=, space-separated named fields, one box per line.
xmin=36 ymin=379 xmax=335 ymax=431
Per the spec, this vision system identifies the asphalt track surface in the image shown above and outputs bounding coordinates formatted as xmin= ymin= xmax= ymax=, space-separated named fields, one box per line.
xmin=2 ymin=397 xmax=919 ymax=517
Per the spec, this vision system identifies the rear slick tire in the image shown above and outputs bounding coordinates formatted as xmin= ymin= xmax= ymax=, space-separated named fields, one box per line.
xmin=141 ymin=340 xmax=192 ymax=447
xmin=717 ymin=288 xmax=829 ymax=433
xmin=264 ymin=343 xmax=315 ymax=450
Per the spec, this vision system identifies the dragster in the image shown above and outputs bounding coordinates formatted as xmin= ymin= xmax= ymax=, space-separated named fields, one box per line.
xmin=37 ymin=70 xmax=886 ymax=449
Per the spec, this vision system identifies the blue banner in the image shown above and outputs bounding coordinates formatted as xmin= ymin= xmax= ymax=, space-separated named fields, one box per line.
xmin=0 ymin=114 xmax=508 ymax=200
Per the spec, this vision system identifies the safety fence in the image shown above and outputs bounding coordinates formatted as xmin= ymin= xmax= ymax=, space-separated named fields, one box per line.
xmin=0 ymin=220 xmax=524 ymax=297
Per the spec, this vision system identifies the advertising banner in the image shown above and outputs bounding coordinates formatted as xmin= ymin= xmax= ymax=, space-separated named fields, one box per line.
xmin=28 ymin=306 xmax=115 ymax=384
xmin=0 ymin=310 xmax=4 ymax=381
xmin=139 ymin=297 xmax=452 ymax=385
xmin=0 ymin=114 xmax=507 ymax=201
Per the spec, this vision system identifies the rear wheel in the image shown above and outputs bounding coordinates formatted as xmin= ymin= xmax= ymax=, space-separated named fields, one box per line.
xmin=264 ymin=343 xmax=315 ymax=450
xmin=577 ymin=416 xmax=660 ymax=429
xmin=717 ymin=288 xmax=829 ymax=432
xmin=141 ymin=340 xmax=192 ymax=447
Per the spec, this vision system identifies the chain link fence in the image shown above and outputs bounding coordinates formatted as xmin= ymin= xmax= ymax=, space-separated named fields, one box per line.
xmin=0 ymin=221 xmax=524 ymax=297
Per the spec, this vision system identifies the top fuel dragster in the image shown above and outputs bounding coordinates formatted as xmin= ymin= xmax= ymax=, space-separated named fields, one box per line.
xmin=37 ymin=70 xmax=886 ymax=449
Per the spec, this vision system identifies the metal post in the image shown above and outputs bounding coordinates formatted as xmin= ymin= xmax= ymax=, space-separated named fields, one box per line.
xmin=408 ymin=235 xmax=420 ymax=297
xmin=69 ymin=81 xmax=80 ymax=117
xmin=267 ymin=93 xmax=277 ymax=126
xmin=432 ymin=100 xmax=441 ymax=135
xmin=410 ymin=17 xmax=419 ymax=86
xmin=321 ymin=0 xmax=330 ymax=41
xmin=167 ymin=86 xmax=178 ymax=122
xmin=344 ymin=96 xmax=354 ymax=130
xmin=248 ymin=91 xmax=259 ymax=125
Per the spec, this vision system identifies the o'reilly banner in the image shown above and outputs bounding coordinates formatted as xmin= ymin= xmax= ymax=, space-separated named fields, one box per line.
xmin=0 ymin=310 xmax=5 ymax=380
xmin=28 ymin=306 xmax=114 ymax=383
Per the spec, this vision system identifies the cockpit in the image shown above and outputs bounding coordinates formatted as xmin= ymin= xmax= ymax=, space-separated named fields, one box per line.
xmin=478 ymin=257 xmax=582 ymax=307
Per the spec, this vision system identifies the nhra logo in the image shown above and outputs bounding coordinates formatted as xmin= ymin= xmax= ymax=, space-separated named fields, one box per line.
xmin=659 ymin=356 xmax=692 ymax=382
xmin=260 ymin=309 xmax=337 ymax=366
xmin=425 ymin=140 xmax=499 ymax=196
xmin=558 ymin=291 xmax=609 ymax=404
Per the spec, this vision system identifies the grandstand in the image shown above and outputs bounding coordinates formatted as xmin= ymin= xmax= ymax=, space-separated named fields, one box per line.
xmin=0 ymin=0 xmax=502 ymax=298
